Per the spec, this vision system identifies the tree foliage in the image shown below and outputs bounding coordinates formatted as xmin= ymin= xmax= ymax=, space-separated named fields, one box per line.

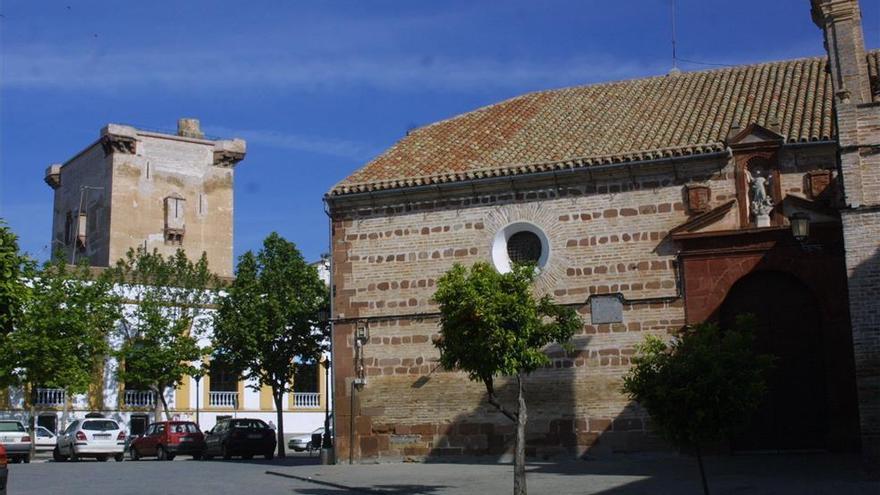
xmin=434 ymin=262 xmax=581 ymax=403
xmin=106 ymin=247 xmax=219 ymax=420
xmin=212 ymin=232 xmax=329 ymax=457
xmin=622 ymin=316 xmax=773 ymax=495
xmin=4 ymin=259 xmax=121 ymax=397
xmin=0 ymin=220 xmax=31 ymax=344
xmin=433 ymin=262 xmax=582 ymax=495
xmin=622 ymin=316 xmax=772 ymax=447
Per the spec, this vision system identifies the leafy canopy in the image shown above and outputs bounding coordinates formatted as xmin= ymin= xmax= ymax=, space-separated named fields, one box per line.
xmin=622 ymin=316 xmax=773 ymax=447
xmin=0 ymin=220 xmax=30 ymax=339
xmin=0 ymin=251 xmax=120 ymax=396
xmin=107 ymin=248 xmax=218 ymax=405
xmin=213 ymin=232 xmax=329 ymax=396
xmin=433 ymin=262 xmax=581 ymax=388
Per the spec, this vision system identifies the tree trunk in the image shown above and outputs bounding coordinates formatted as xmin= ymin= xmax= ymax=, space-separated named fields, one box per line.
xmin=274 ymin=389 xmax=286 ymax=458
xmin=696 ymin=443 xmax=710 ymax=495
xmin=155 ymin=385 xmax=171 ymax=421
xmin=29 ymin=391 xmax=36 ymax=459
xmin=514 ymin=373 xmax=527 ymax=495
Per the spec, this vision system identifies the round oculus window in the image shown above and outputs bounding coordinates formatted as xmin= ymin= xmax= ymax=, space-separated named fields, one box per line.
xmin=491 ymin=222 xmax=550 ymax=274
xmin=506 ymin=231 xmax=542 ymax=265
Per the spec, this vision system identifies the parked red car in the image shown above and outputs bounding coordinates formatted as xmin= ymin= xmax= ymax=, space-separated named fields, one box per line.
xmin=1 ymin=444 xmax=8 ymax=495
xmin=128 ymin=421 xmax=205 ymax=461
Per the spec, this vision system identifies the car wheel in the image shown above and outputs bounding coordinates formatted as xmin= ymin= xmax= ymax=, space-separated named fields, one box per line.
xmin=203 ymin=454 xmax=213 ymax=461
xmin=130 ymin=447 xmax=140 ymax=461
xmin=157 ymin=445 xmax=168 ymax=461
xmin=242 ymin=453 xmax=253 ymax=460
xmin=53 ymin=446 xmax=67 ymax=462
xmin=114 ymin=453 xmax=125 ymax=462
xmin=221 ymin=444 xmax=231 ymax=460
xmin=264 ymin=451 xmax=275 ymax=460
xmin=70 ymin=448 xmax=78 ymax=462
xmin=23 ymin=454 xmax=30 ymax=463
xmin=167 ymin=453 xmax=176 ymax=461
xmin=192 ymin=453 xmax=202 ymax=460
xmin=96 ymin=455 xmax=108 ymax=462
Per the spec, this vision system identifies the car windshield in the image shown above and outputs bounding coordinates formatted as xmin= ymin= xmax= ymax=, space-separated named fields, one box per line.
xmin=231 ymin=419 xmax=268 ymax=430
xmin=0 ymin=422 xmax=25 ymax=432
xmin=82 ymin=420 xmax=119 ymax=431
xmin=170 ymin=423 xmax=199 ymax=433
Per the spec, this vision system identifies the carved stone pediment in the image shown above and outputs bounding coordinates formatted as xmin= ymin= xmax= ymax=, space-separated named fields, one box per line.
xmin=725 ymin=122 xmax=785 ymax=150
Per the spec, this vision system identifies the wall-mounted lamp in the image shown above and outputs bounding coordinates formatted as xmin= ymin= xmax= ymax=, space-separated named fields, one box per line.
xmin=789 ymin=212 xmax=810 ymax=242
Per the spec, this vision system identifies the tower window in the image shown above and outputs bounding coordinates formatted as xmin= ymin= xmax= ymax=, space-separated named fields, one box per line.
xmin=164 ymin=194 xmax=186 ymax=245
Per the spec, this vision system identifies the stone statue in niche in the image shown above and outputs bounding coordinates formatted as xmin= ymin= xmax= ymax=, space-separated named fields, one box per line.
xmin=746 ymin=168 xmax=773 ymax=227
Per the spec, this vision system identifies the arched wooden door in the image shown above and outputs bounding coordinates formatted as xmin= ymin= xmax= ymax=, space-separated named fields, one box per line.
xmin=720 ymin=271 xmax=827 ymax=451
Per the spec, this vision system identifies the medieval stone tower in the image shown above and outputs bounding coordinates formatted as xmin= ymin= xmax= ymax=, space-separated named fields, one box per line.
xmin=44 ymin=119 xmax=246 ymax=278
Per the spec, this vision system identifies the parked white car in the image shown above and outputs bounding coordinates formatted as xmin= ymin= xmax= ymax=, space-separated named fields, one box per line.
xmin=31 ymin=427 xmax=56 ymax=452
xmin=0 ymin=421 xmax=30 ymax=463
xmin=287 ymin=427 xmax=323 ymax=453
xmin=53 ymin=417 xmax=125 ymax=462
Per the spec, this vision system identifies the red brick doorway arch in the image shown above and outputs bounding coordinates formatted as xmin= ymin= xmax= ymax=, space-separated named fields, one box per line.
xmin=720 ymin=271 xmax=827 ymax=452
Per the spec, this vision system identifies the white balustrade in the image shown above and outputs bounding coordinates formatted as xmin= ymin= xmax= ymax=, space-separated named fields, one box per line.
xmin=34 ymin=388 xmax=66 ymax=406
xmin=124 ymin=390 xmax=155 ymax=407
xmin=209 ymin=391 xmax=239 ymax=408
xmin=293 ymin=392 xmax=321 ymax=408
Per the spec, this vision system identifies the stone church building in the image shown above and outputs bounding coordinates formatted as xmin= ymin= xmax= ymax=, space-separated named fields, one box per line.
xmin=326 ymin=1 xmax=879 ymax=464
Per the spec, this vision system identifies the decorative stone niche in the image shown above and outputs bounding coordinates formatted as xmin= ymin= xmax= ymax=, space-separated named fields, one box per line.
xmin=685 ymin=184 xmax=712 ymax=214
xmin=164 ymin=194 xmax=186 ymax=246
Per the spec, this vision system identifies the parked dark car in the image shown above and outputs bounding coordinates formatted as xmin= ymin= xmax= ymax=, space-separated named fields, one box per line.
xmin=203 ymin=418 xmax=275 ymax=460
xmin=129 ymin=421 xmax=205 ymax=461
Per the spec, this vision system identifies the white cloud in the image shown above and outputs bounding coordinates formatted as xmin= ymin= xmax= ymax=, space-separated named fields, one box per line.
xmin=1 ymin=44 xmax=664 ymax=93
xmin=204 ymin=125 xmax=380 ymax=161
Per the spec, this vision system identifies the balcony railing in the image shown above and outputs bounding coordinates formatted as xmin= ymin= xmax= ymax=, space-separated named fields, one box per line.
xmin=293 ymin=392 xmax=321 ymax=408
xmin=124 ymin=390 xmax=156 ymax=407
xmin=34 ymin=388 xmax=66 ymax=406
xmin=209 ymin=391 xmax=238 ymax=408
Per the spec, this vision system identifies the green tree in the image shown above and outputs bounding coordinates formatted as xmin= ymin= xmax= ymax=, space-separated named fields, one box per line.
xmin=622 ymin=317 xmax=773 ymax=495
xmin=107 ymin=247 xmax=219 ymax=420
xmin=433 ymin=262 xmax=582 ymax=495
xmin=0 ymin=220 xmax=31 ymax=344
xmin=0 ymin=235 xmax=120 ymax=458
xmin=212 ymin=233 xmax=329 ymax=458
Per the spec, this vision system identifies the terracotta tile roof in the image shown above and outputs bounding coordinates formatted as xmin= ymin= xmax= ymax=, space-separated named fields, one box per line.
xmin=331 ymin=51 xmax=880 ymax=197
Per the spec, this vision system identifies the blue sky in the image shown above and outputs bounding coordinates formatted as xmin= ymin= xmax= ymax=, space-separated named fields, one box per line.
xmin=1 ymin=0 xmax=878 ymax=266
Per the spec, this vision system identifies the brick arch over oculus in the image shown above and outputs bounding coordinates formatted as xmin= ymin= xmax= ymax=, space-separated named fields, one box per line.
xmin=719 ymin=270 xmax=826 ymax=451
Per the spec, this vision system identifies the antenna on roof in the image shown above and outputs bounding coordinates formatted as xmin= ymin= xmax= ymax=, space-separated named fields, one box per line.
xmin=669 ymin=0 xmax=681 ymax=75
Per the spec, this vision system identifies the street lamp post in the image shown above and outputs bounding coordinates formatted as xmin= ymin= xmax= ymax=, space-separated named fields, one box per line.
xmin=194 ymin=375 xmax=201 ymax=427
xmin=322 ymin=359 xmax=331 ymax=449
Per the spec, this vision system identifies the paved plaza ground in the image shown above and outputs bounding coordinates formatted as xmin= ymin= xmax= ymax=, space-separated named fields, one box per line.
xmin=7 ymin=452 xmax=878 ymax=494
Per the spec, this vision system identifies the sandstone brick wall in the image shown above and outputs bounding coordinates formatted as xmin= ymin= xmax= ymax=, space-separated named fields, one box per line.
xmin=841 ymin=208 xmax=880 ymax=462
xmin=329 ymin=147 xmax=839 ymax=462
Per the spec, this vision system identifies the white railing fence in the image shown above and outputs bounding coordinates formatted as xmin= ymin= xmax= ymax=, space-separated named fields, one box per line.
xmin=209 ymin=391 xmax=238 ymax=408
xmin=124 ymin=390 xmax=156 ymax=407
xmin=34 ymin=388 xmax=66 ymax=406
xmin=293 ymin=392 xmax=321 ymax=408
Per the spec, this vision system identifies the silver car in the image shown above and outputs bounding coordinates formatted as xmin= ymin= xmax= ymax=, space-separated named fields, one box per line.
xmin=0 ymin=421 xmax=30 ymax=464
xmin=54 ymin=418 xmax=125 ymax=462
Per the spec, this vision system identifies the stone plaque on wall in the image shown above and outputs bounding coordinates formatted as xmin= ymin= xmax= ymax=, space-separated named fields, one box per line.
xmin=591 ymin=295 xmax=623 ymax=324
